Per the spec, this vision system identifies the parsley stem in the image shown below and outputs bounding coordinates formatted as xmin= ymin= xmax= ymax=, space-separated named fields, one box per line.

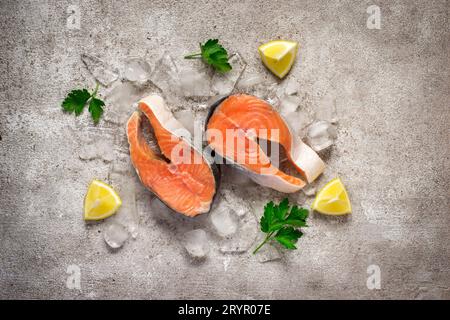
xmin=91 ymin=82 xmax=100 ymax=98
xmin=252 ymin=231 xmax=275 ymax=254
xmin=184 ymin=52 xmax=202 ymax=59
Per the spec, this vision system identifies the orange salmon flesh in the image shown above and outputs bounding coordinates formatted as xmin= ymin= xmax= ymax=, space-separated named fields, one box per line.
xmin=127 ymin=99 xmax=217 ymax=217
xmin=207 ymin=94 xmax=323 ymax=192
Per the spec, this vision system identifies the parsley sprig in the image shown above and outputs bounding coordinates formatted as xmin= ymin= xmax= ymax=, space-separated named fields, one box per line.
xmin=253 ymin=198 xmax=308 ymax=254
xmin=61 ymin=83 xmax=105 ymax=124
xmin=184 ymin=39 xmax=232 ymax=73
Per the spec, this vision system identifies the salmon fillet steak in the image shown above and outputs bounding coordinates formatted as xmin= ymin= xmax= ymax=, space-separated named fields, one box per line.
xmin=127 ymin=95 xmax=219 ymax=217
xmin=206 ymin=94 xmax=325 ymax=193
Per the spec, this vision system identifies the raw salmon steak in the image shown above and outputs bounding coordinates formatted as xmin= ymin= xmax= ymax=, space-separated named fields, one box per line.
xmin=206 ymin=94 xmax=325 ymax=193
xmin=127 ymin=95 xmax=219 ymax=217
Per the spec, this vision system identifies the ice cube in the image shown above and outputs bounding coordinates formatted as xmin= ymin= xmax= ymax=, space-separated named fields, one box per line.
xmin=283 ymin=78 xmax=299 ymax=96
xmin=236 ymin=74 xmax=265 ymax=89
xmin=211 ymin=53 xmax=247 ymax=95
xmin=210 ymin=206 xmax=238 ymax=237
xmin=104 ymin=82 xmax=141 ymax=125
xmin=236 ymin=70 xmax=279 ymax=101
xmin=212 ymin=188 xmax=258 ymax=253
xmin=103 ymin=222 xmax=129 ymax=249
xmin=183 ymin=229 xmax=209 ymax=258
xmin=220 ymin=188 xmax=250 ymax=217
xmin=108 ymin=156 xmax=139 ymax=238
xmin=219 ymin=208 xmax=258 ymax=254
xmin=173 ymin=109 xmax=195 ymax=135
xmin=262 ymin=82 xmax=280 ymax=105
xmin=283 ymin=111 xmax=298 ymax=134
xmin=81 ymin=54 xmax=119 ymax=87
xmin=306 ymin=120 xmax=337 ymax=151
xmin=123 ymin=57 xmax=152 ymax=84
xmin=282 ymin=100 xmax=316 ymax=137
xmin=179 ymin=66 xmax=212 ymax=98
xmin=279 ymin=95 xmax=301 ymax=116
xmin=150 ymin=52 xmax=182 ymax=104
xmin=282 ymin=111 xmax=307 ymax=136
xmin=302 ymin=184 xmax=317 ymax=197
xmin=256 ymin=244 xmax=281 ymax=263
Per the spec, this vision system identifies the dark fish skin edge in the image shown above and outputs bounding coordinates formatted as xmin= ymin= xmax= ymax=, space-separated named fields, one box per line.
xmin=204 ymin=95 xmax=234 ymax=198
xmin=204 ymin=93 xmax=264 ymax=186
xmin=205 ymin=94 xmax=230 ymax=126
xmin=204 ymin=95 xmax=230 ymax=169
xmin=202 ymin=146 xmax=221 ymax=207
xmin=203 ymin=95 xmax=231 ymax=208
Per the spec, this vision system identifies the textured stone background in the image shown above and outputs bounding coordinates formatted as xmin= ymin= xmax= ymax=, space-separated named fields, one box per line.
xmin=0 ymin=0 xmax=449 ymax=299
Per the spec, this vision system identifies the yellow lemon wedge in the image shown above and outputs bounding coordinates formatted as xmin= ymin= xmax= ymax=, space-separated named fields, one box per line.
xmin=84 ymin=180 xmax=122 ymax=221
xmin=258 ymin=40 xmax=298 ymax=78
xmin=311 ymin=178 xmax=352 ymax=215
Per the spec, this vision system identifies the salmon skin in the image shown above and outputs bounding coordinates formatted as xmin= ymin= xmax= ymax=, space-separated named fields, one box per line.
xmin=206 ymin=94 xmax=325 ymax=193
xmin=127 ymin=95 xmax=219 ymax=217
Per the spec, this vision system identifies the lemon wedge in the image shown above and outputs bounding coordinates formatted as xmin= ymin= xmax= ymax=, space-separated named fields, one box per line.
xmin=311 ymin=178 xmax=351 ymax=215
xmin=258 ymin=40 xmax=298 ymax=78
xmin=84 ymin=180 xmax=122 ymax=221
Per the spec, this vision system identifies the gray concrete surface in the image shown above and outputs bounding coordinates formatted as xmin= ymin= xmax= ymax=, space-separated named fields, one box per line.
xmin=0 ymin=0 xmax=449 ymax=299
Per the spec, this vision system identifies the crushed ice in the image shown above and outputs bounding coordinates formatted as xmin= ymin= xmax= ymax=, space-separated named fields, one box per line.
xmin=104 ymin=82 xmax=141 ymax=125
xmin=149 ymin=51 xmax=182 ymax=104
xmin=173 ymin=109 xmax=195 ymax=136
xmin=211 ymin=53 xmax=247 ymax=95
xmin=107 ymin=154 xmax=140 ymax=239
xmin=210 ymin=206 xmax=238 ymax=237
xmin=279 ymin=95 xmax=301 ymax=115
xmin=104 ymin=222 xmax=129 ymax=249
xmin=183 ymin=229 xmax=209 ymax=258
xmin=123 ymin=57 xmax=152 ymax=84
xmin=302 ymin=184 xmax=317 ymax=197
xmin=213 ymin=194 xmax=258 ymax=253
xmin=178 ymin=60 xmax=213 ymax=98
xmin=306 ymin=120 xmax=337 ymax=151
xmin=219 ymin=208 xmax=258 ymax=254
xmin=81 ymin=53 xmax=119 ymax=87
xmin=256 ymin=244 xmax=282 ymax=263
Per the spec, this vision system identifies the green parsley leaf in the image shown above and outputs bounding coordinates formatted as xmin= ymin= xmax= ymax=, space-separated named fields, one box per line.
xmin=274 ymin=227 xmax=303 ymax=250
xmin=62 ymin=89 xmax=91 ymax=115
xmin=284 ymin=205 xmax=308 ymax=228
xmin=274 ymin=198 xmax=289 ymax=220
xmin=88 ymin=98 xmax=105 ymax=124
xmin=184 ymin=39 xmax=232 ymax=73
xmin=61 ymin=83 xmax=106 ymax=124
xmin=253 ymin=198 xmax=308 ymax=254
xmin=260 ymin=201 xmax=274 ymax=233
